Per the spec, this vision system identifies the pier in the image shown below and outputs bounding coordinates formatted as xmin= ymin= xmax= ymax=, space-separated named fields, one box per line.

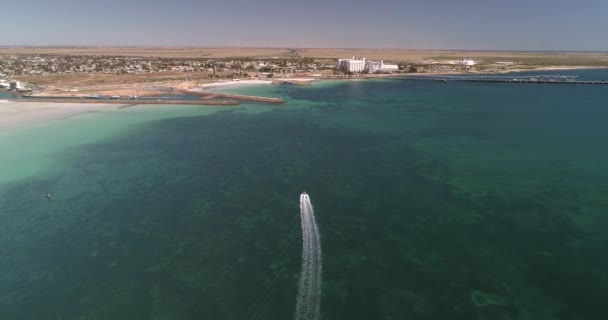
xmin=271 ymin=79 xmax=312 ymax=86
xmin=181 ymin=90 xmax=285 ymax=104
xmin=403 ymin=75 xmax=608 ymax=85
xmin=462 ymin=79 xmax=608 ymax=85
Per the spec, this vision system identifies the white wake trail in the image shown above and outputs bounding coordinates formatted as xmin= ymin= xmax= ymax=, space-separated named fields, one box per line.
xmin=295 ymin=194 xmax=322 ymax=320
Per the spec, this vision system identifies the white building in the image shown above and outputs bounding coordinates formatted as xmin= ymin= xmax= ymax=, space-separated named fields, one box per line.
xmin=364 ymin=60 xmax=400 ymax=73
xmin=336 ymin=56 xmax=366 ymax=73
xmin=338 ymin=57 xmax=399 ymax=73
xmin=365 ymin=60 xmax=384 ymax=73
xmin=461 ymin=59 xmax=476 ymax=66
xmin=382 ymin=63 xmax=399 ymax=72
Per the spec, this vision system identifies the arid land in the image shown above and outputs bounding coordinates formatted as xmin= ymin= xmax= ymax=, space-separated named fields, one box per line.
xmin=2 ymin=47 xmax=607 ymax=62
xmin=2 ymin=47 xmax=607 ymax=98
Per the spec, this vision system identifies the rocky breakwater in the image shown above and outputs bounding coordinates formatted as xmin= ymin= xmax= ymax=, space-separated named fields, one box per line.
xmin=181 ymin=90 xmax=285 ymax=104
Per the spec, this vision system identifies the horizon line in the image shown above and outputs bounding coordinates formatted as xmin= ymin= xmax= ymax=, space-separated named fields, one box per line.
xmin=0 ymin=45 xmax=607 ymax=54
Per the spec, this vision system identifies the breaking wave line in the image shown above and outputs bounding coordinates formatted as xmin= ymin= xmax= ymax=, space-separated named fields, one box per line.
xmin=295 ymin=193 xmax=322 ymax=320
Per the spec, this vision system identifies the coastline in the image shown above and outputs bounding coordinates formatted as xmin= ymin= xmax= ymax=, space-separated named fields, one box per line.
xmin=196 ymin=79 xmax=273 ymax=89
xmin=483 ymin=65 xmax=608 ymax=74
xmin=0 ymin=101 xmax=128 ymax=135
xmin=4 ymin=66 xmax=607 ymax=109
xmin=0 ymin=101 xmax=230 ymax=184
xmin=307 ymin=65 xmax=608 ymax=84
xmin=13 ymin=65 xmax=606 ymax=100
xmin=191 ymin=78 xmax=318 ymax=90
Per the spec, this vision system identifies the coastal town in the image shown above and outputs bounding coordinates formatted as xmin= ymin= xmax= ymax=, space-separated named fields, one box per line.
xmin=1 ymin=47 xmax=607 ymax=99
xmin=0 ymin=51 xmax=485 ymax=98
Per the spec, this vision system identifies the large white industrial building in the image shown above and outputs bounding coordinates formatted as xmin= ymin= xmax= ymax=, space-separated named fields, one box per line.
xmin=336 ymin=57 xmax=367 ymax=73
xmin=336 ymin=57 xmax=399 ymax=73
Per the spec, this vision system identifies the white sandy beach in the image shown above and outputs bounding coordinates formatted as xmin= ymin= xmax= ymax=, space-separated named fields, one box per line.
xmin=192 ymin=78 xmax=318 ymax=90
xmin=0 ymin=101 xmax=228 ymax=184
xmin=196 ymin=79 xmax=273 ymax=89
xmin=0 ymin=101 xmax=126 ymax=134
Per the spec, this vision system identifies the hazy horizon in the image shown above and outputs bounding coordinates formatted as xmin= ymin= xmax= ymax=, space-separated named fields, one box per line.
xmin=1 ymin=45 xmax=608 ymax=54
xmin=2 ymin=0 xmax=608 ymax=51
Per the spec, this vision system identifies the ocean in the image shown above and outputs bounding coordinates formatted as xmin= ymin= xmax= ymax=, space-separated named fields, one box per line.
xmin=1 ymin=70 xmax=607 ymax=319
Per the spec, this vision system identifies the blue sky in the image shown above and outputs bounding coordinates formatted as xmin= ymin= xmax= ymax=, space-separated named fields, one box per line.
xmin=1 ymin=0 xmax=607 ymax=51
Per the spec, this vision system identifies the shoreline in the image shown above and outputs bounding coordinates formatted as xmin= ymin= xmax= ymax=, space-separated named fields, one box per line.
xmin=4 ymin=66 xmax=606 ymax=108
xmin=196 ymin=79 xmax=273 ymax=88
xmin=0 ymin=101 xmax=128 ymax=135
xmin=191 ymin=78 xmax=318 ymax=90
xmin=480 ymin=65 xmax=608 ymax=74
xmin=0 ymin=100 xmax=234 ymax=138
xmin=8 ymin=97 xmax=240 ymax=106
xmin=0 ymin=101 xmax=233 ymax=185
xmin=11 ymin=65 xmax=605 ymax=100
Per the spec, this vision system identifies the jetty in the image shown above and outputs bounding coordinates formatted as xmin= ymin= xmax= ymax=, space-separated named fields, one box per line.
xmin=181 ymin=90 xmax=285 ymax=104
xmin=461 ymin=79 xmax=608 ymax=85
xmin=403 ymin=75 xmax=608 ymax=85
xmin=271 ymin=79 xmax=312 ymax=86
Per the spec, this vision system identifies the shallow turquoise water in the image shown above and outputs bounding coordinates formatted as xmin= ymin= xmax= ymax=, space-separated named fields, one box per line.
xmin=1 ymin=72 xmax=608 ymax=319
xmin=0 ymin=90 xmax=16 ymax=98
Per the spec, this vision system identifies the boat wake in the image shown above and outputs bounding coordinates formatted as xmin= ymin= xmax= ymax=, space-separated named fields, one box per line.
xmin=295 ymin=192 xmax=322 ymax=320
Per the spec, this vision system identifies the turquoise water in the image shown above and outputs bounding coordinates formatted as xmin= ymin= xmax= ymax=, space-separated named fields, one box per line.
xmin=0 ymin=90 xmax=17 ymax=99
xmin=0 ymin=105 xmax=231 ymax=183
xmin=1 ymin=72 xmax=608 ymax=319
